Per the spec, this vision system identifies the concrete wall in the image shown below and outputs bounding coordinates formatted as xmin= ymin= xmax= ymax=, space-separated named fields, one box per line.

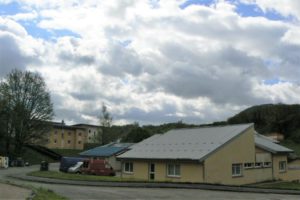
xmin=121 ymin=160 xmax=204 ymax=183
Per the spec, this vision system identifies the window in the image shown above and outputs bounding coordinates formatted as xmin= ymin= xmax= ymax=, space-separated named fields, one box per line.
xmin=68 ymin=132 xmax=71 ymax=136
xmin=54 ymin=139 xmax=57 ymax=144
xmin=124 ymin=162 xmax=133 ymax=173
xmin=67 ymin=140 xmax=71 ymax=144
xmin=89 ymin=130 xmax=91 ymax=133
xmin=279 ymin=161 xmax=286 ymax=172
xmin=78 ymin=132 xmax=82 ymax=136
xmin=88 ymin=137 xmax=91 ymax=140
xmin=78 ymin=141 xmax=81 ymax=144
xmin=167 ymin=164 xmax=180 ymax=177
xmin=54 ymin=131 xmax=57 ymax=134
xmin=244 ymin=163 xmax=254 ymax=169
xmin=232 ymin=164 xmax=242 ymax=177
xmin=263 ymin=162 xmax=272 ymax=168
xmin=255 ymin=162 xmax=263 ymax=168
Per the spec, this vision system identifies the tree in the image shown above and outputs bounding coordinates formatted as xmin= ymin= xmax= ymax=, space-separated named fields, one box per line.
xmin=121 ymin=127 xmax=151 ymax=143
xmin=0 ymin=70 xmax=54 ymax=156
xmin=99 ymin=103 xmax=113 ymax=144
xmin=99 ymin=103 xmax=113 ymax=127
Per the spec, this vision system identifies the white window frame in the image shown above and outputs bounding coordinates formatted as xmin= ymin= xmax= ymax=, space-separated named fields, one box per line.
xmin=124 ymin=162 xmax=133 ymax=173
xmin=279 ymin=161 xmax=287 ymax=172
xmin=232 ymin=163 xmax=242 ymax=177
xmin=263 ymin=162 xmax=272 ymax=168
xmin=244 ymin=162 xmax=254 ymax=169
xmin=167 ymin=164 xmax=181 ymax=177
xmin=255 ymin=162 xmax=263 ymax=168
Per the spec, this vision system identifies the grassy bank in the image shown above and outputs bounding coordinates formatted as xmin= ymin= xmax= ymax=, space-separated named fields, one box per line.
xmin=30 ymin=188 xmax=68 ymax=200
xmin=28 ymin=171 xmax=125 ymax=182
xmin=256 ymin=181 xmax=300 ymax=190
xmin=50 ymin=149 xmax=82 ymax=157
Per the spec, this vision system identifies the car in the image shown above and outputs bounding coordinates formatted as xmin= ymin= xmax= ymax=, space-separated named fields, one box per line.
xmin=68 ymin=161 xmax=83 ymax=174
xmin=59 ymin=157 xmax=85 ymax=172
xmin=80 ymin=159 xmax=115 ymax=176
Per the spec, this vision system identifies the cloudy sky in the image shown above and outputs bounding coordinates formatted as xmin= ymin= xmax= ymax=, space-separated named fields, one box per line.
xmin=0 ymin=0 xmax=300 ymax=125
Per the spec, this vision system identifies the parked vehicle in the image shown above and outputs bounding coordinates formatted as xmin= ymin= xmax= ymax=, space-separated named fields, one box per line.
xmin=59 ymin=157 xmax=85 ymax=172
xmin=10 ymin=157 xmax=24 ymax=167
xmin=68 ymin=161 xmax=83 ymax=174
xmin=0 ymin=157 xmax=9 ymax=168
xmin=81 ymin=159 xmax=115 ymax=176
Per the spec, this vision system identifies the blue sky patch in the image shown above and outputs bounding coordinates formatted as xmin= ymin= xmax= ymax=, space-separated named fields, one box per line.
xmin=0 ymin=2 xmax=22 ymax=15
xmin=236 ymin=2 xmax=290 ymax=21
xmin=20 ymin=21 xmax=80 ymax=40
xmin=264 ymin=78 xmax=280 ymax=85
xmin=180 ymin=0 xmax=213 ymax=9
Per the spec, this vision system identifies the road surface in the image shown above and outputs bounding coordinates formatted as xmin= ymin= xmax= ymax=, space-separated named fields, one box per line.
xmin=0 ymin=164 xmax=299 ymax=200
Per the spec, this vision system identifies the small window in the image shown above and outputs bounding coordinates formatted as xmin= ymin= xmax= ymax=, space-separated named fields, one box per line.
xmin=68 ymin=132 xmax=71 ymax=136
xmin=263 ymin=162 xmax=272 ymax=168
xmin=124 ymin=162 xmax=133 ymax=173
xmin=232 ymin=164 xmax=242 ymax=177
xmin=67 ymin=140 xmax=71 ymax=144
xmin=279 ymin=161 xmax=286 ymax=172
xmin=244 ymin=163 xmax=254 ymax=169
xmin=89 ymin=130 xmax=91 ymax=133
xmin=78 ymin=141 xmax=81 ymax=144
xmin=78 ymin=132 xmax=82 ymax=136
xmin=167 ymin=164 xmax=180 ymax=177
xmin=89 ymin=137 xmax=91 ymax=140
xmin=255 ymin=162 xmax=263 ymax=168
xmin=54 ymin=139 xmax=57 ymax=144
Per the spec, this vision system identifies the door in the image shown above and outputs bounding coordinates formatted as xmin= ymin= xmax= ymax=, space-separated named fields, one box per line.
xmin=149 ymin=163 xmax=155 ymax=180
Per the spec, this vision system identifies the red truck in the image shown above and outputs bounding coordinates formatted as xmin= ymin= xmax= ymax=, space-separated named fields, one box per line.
xmin=81 ymin=159 xmax=115 ymax=176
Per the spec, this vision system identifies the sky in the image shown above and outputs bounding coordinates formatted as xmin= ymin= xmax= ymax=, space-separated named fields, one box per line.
xmin=0 ymin=0 xmax=300 ymax=126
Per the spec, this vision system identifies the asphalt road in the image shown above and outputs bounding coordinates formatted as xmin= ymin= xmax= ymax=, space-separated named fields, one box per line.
xmin=1 ymin=164 xmax=299 ymax=200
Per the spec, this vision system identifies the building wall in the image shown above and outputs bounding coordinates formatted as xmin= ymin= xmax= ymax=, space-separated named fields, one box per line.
xmin=204 ymin=126 xmax=260 ymax=185
xmin=121 ymin=160 xmax=204 ymax=182
xmin=45 ymin=127 xmax=86 ymax=150
xmin=272 ymin=154 xmax=289 ymax=180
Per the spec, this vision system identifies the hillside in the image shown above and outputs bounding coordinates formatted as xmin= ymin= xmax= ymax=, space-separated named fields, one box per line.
xmin=227 ymin=104 xmax=300 ymax=142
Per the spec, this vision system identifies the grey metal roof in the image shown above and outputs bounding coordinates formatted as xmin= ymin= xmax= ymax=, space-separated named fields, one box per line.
xmin=255 ymin=134 xmax=293 ymax=154
xmin=118 ymin=124 xmax=253 ymax=161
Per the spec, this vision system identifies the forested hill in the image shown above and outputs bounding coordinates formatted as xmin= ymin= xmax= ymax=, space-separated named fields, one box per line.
xmin=227 ymin=104 xmax=300 ymax=141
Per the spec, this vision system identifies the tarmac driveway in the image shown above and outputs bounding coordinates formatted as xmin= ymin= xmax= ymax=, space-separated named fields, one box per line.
xmin=0 ymin=163 xmax=299 ymax=200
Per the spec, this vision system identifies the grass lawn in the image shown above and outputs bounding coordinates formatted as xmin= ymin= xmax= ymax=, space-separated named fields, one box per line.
xmin=50 ymin=149 xmax=83 ymax=157
xmin=28 ymin=171 xmax=127 ymax=182
xmin=30 ymin=187 xmax=68 ymax=200
xmin=256 ymin=181 xmax=300 ymax=190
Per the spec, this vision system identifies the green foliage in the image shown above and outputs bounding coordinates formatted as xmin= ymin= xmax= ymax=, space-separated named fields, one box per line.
xmin=121 ymin=127 xmax=151 ymax=143
xmin=31 ymin=187 xmax=68 ymax=200
xmin=227 ymin=104 xmax=300 ymax=140
xmin=50 ymin=149 xmax=83 ymax=157
xmin=0 ymin=70 xmax=54 ymax=156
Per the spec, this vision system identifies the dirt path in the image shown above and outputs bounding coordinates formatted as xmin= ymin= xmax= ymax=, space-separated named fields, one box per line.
xmin=0 ymin=182 xmax=31 ymax=200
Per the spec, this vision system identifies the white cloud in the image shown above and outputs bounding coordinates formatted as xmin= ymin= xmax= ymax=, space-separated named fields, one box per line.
xmin=1 ymin=0 xmax=300 ymax=125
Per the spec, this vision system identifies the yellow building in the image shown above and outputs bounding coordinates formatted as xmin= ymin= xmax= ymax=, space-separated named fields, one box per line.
xmin=118 ymin=124 xmax=300 ymax=185
xmin=44 ymin=122 xmax=101 ymax=150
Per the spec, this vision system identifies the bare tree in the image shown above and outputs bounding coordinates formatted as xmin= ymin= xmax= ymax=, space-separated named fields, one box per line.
xmin=0 ymin=70 xmax=54 ymax=156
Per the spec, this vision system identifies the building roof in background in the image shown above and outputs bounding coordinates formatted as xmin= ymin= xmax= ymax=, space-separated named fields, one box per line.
xmin=255 ymin=134 xmax=293 ymax=153
xmin=72 ymin=124 xmax=102 ymax=128
xmin=118 ymin=124 xmax=253 ymax=161
xmin=80 ymin=142 xmax=133 ymax=157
